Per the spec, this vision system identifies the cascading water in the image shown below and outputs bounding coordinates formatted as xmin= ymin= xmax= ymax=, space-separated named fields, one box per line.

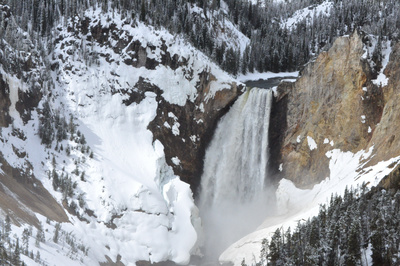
xmin=199 ymin=87 xmax=275 ymax=262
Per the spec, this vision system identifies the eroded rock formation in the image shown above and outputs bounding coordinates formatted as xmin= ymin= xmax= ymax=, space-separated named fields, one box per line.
xmin=270 ymin=31 xmax=399 ymax=188
xmin=148 ymin=71 xmax=242 ymax=194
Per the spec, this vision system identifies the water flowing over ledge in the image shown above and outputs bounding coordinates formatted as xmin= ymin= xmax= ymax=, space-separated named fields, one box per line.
xmin=198 ymin=88 xmax=276 ymax=262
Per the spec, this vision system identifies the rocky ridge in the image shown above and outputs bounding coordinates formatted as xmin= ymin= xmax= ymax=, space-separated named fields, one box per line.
xmin=271 ymin=30 xmax=399 ymax=188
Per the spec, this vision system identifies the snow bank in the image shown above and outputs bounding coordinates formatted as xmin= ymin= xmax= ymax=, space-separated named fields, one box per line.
xmin=220 ymin=146 xmax=400 ymax=266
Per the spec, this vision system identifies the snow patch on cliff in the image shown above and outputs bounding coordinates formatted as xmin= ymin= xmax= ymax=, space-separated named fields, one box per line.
xmin=372 ymin=40 xmax=391 ymax=87
xmin=307 ymin=136 xmax=317 ymax=150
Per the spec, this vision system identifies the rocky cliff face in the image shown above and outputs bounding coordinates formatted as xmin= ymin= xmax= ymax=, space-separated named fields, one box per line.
xmin=366 ymin=42 xmax=400 ymax=166
xmin=148 ymin=73 xmax=241 ymax=194
xmin=271 ymin=31 xmax=398 ymax=188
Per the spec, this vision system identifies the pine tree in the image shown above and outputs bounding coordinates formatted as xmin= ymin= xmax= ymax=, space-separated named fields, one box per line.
xmin=259 ymin=238 xmax=268 ymax=266
xmin=345 ymin=221 xmax=361 ymax=266
xmin=38 ymin=101 xmax=54 ymax=146
xmin=53 ymin=223 xmax=61 ymax=243
xmin=140 ymin=0 xmax=146 ymax=22
xmin=4 ymin=215 xmax=11 ymax=242
xmin=12 ymin=238 xmax=21 ymax=265
xmin=22 ymin=228 xmax=30 ymax=255
xmin=35 ymin=222 xmax=45 ymax=247
xmin=35 ymin=250 xmax=41 ymax=263
xmin=269 ymin=228 xmax=283 ymax=265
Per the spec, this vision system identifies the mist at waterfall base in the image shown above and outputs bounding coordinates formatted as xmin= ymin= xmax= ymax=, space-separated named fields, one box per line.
xmin=198 ymin=88 xmax=276 ymax=262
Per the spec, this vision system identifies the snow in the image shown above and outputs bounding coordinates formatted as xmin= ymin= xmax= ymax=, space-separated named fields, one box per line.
xmin=281 ymin=1 xmax=333 ymax=30
xmin=8 ymin=215 xmax=91 ymax=266
xmin=307 ymin=136 xmax=317 ymax=150
xmin=199 ymin=103 xmax=205 ymax=112
xmin=168 ymin=112 xmax=181 ymax=136
xmin=361 ymin=115 xmax=366 ymax=123
xmin=324 ymin=138 xmax=329 ymax=144
xmin=248 ymin=0 xmax=286 ymax=7
xmin=220 ymin=146 xmax=400 ymax=266
xmin=163 ymin=121 xmax=171 ymax=129
xmin=278 ymin=163 xmax=283 ymax=172
xmin=171 ymin=157 xmax=181 ymax=166
xmin=237 ymin=71 xmax=299 ymax=82
xmin=0 ymin=5 xmax=245 ymax=265
xmin=296 ymin=135 xmax=301 ymax=143
xmin=372 ymin=40 xmax=391 ymax=87
xmin=47 ymin=13 xmax=203 ymax=263
xmin=368 ymin=126 xmax=372 ymax=133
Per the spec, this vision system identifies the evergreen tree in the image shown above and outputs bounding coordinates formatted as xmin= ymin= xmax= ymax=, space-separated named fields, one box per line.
xmin=269 ymin=229 xmax=283 ymax=265
xmin=12 ymin=238 xmax=21 ymax=265
xmin=22 ymin=228 xmax=30 ymax=254
xmin=35 ymin=222 xmax=45 ymax=247
xmin=345 ymin=221 xmax=361 ymax=266
xmin=4 ymin=215 xmax=11 ymax=242
xmin=53 ymin=222 xmax=61 ymax=243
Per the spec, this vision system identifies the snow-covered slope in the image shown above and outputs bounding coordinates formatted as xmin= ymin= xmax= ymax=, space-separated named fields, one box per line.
xmin=0 ymin=6 xmax=241 ymax=265
xmin=282 ymin=1 xmax=333 ymax=30
xmin=193 ymin=2 xmax=250 ymax=54
xmin=221 ymin=147 xmax=400 ymax=266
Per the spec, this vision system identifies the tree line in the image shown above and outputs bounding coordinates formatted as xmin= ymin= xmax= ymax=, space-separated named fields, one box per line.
xmin=248 ymin=186 xmax=400 ymax=266
xmin=3 ymin=0 xmax=400 ymax=75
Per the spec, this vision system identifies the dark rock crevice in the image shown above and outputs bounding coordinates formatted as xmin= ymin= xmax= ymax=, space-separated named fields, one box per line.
xmin=267 ymin=82 xmax=292 ymax=184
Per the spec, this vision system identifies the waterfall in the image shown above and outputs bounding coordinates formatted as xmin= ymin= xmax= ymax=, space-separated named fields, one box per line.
xmin=199 ymin=88 xmax=275 ymax=262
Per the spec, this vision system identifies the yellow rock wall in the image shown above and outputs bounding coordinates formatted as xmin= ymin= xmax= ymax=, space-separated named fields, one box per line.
xmin=277 ymin=31 xmax=392 ymax=187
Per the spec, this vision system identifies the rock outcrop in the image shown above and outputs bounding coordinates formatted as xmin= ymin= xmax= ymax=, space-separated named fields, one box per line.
xmin=148 ymin=72 xmax=242 ymax=194
xmin=366 ymin=42 xmax=400 ymax=167
xmin=270 ymin=31 xmax=395 ymax=187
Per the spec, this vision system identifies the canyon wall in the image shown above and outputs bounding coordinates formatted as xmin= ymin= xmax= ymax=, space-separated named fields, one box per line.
xmin=271 ymin=31 xmax=399 ymax=188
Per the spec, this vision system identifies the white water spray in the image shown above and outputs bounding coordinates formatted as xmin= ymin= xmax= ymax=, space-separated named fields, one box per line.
xmin=199 ymin=88 xmax=275 ymax=262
